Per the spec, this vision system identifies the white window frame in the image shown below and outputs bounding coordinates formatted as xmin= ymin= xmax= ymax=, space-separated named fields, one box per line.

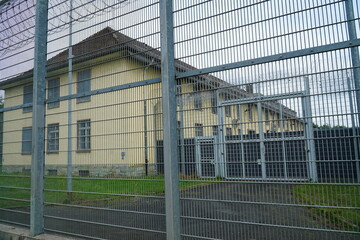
xmin=77 ymin=120 xmax=91 ymax=151
xmin=77 ymin=69 xmax=91 ymax=103
xmin=47 ymin=123 xmax=59 ymax=153
xmin=22 ymin=127 xmax=32 ymax=154
xmin=195 ymin=123 xmax=203 ymax=137
xmin=48 ymin=78 xmax=60 ymax=109
xmin=23 ymin=85 xmax=33 ymax=113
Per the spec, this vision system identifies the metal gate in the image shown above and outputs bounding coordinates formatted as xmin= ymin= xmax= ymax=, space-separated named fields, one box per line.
xmin=216 ymin=81 xmax=318 ymax=181
xmin=195 ymin=136 xmax=218 ymax=178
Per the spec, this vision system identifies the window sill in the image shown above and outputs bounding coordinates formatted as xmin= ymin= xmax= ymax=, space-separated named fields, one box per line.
xmin=21 ymin=152 xmax=32 ymax=155
xmin=47 ymin=104 xmax=60 ymax=110
xmin=47 ymin=151 xmax=59 ymax=154
xmin=76 ymin=98 xmax=91 ymax=104
xmin=76 ymin=150 xmax=91 ymax=153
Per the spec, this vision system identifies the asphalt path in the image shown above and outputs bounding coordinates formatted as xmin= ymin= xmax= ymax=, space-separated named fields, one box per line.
xmin=0 ymin=183 xmax=358 ymax=240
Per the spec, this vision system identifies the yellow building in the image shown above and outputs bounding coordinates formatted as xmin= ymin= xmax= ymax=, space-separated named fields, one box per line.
xmin=0 ymin=27 xmax=302 ymax=178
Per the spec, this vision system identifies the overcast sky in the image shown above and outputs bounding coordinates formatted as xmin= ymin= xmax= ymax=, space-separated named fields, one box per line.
xmin=0 ymin=0 xmax=359 ymax=126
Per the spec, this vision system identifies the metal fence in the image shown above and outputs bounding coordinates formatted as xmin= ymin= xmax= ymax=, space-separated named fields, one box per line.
xmin=0 ymin=0 xmax=359 ymax=239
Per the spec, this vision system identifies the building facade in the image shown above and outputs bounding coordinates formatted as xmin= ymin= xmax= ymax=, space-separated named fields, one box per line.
xmin=0 ymin=27 xmax=303 ymax=178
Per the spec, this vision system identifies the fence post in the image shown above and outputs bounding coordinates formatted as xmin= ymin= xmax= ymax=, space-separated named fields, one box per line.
xmin=67 ymin=0 xmax=73 ymax=196
xmin=345 ymin=0 xmax=360 ymax=183
xmin=303 ymin=77 xmax=318 ymax=182
xmin=257 ymin=85 xmax=266 ymax=179
xmin=30 ymin=0 xmax=48 ymax=236
xmin=159 ymin=0 xmax=181 ymax=239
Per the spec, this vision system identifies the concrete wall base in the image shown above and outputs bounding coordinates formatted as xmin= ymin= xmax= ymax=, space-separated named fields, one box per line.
xmin=1 ymin=164 xmax=157 ymax=177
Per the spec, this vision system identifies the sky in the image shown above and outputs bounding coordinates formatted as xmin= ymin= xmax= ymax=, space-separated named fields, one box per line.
xmin=0 ymin=0 xmax=359 ymax=127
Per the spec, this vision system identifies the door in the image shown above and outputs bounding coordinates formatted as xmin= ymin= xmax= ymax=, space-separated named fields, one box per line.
xmin=195 ymin=137 xmax=217 ymax=178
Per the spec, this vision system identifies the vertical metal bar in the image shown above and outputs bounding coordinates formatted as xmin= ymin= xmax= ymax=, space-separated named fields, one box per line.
xmin=143 ymin=64 xmax=152 ymax=176
xmin=153 ymin=104 xmax=158 ymax=174
xmin=345 ymin=0 xmax=360 ymax=182
xmin=179 ymin=95 xmax=186 ymax=175
xmin=195 ymin=138 xmax=202 ymax=177
xmin=30 ymin=0 xmax=48 ymax=236
xmin=303 ymin=77 xmax=318 ymax=182
xmin=217 ymin=99 xmax=226 ymax=178
xmin=159 ymin=0 xmax=181 ymax=239
xmin=345 ymin=0 xmax=360 ymax=123
xmin=144 ymin=97 xmax=148 ymax=175
xmin=257 ymin=86 xmax=266 ymax=179
xmin=238 ymin=104 xmax=246 ymax=178
xmin=67 ymin=0 xmax=73 ymax=195
xmin=279 ymin=104 xmax=288 ymax=179
xmin=347 ymin=77 xmax=360 ymax=182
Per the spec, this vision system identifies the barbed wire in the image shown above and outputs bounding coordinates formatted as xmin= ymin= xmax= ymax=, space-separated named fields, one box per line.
xmin=0 ymin=0 xmax=138 ymax=56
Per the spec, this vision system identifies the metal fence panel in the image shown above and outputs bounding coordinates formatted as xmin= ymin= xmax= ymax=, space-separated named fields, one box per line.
xmin=0 ymin=0 xmax=359 ymax=239
xmin=173 ymin=0 xmax=359 ymax=239
xmin=0 ymin=0 xmax=36 ymax=230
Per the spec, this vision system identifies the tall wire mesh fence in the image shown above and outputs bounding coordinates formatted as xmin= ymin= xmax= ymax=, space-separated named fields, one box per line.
xmin=0 ymin=0 xmax=359 ymax=239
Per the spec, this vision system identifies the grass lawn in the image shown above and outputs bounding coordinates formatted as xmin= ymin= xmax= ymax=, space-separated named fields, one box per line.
xmin=293 ymin=184 xmax=360 ymax=231
xmin=0 ymin=174 xmax=203 ymax=208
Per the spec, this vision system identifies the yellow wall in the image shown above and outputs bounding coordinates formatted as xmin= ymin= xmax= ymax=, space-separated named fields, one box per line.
xmin=2 ymin=52 xmax=302 ymax=171
xmin=3 ymin=52 xmax=162 ymax=168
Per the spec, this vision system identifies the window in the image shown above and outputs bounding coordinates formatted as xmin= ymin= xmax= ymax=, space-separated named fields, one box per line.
xmin=77 ymin=120 xmax=91 ymax=151
xmin=265 ymin=109 xmax=269 ymax=120
xmin=193 ymin=83 xmax=202 ymax=110
xmin=248 ymin=130 xmax=256 ymax=135
xmin=211 ymin=93 xmax=217 ymax=114
xmin=176 ymin=83 xmax=182 ymax=106
xmin=48 ymin=78 xmax=60 ymax=108
xmin=48 ymin=169 xmax=58 ymax=176
xmin=225 ymin=106 xmax=231 ymax=117
xmin=22 ymin=127 xmax=32 ymax=154
xmin=195 ymin=123 xmax=203 ymax=137
xmin=224 ymin=93 xmax=231 ymax=117
xmin=193 ymin=83 xmax=200 ymax=92
xmin=247 ymin=104 xmax=253 ymax=121
xmin=77 ymin=69 xmax=91 ymax=103
xmin=177 ymin=121 xmax=181 ymax=137
xmin=235 ymin=105 xmax=239 ymax=117
xmin=212 ymin=126 xmax=218 ymax=136
xmin=194 ymin=93 xmax=202 ymax=110
xmin=23 ymin=85 xmax=33 ymax=113
xmin=226 ymin=127 xmax=232 ymax=136
xmin=47 ymin=124 xmax=59 ymax=153
xmin=79 ymin=170 xmax=90 ymax=177
xmin=176 ymin=85 xmax=182 ymax=95
xmin=272 ymin=121 xmax=278 ymax=132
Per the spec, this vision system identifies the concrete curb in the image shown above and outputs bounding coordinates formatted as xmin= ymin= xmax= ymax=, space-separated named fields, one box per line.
xmin=0 ymin=223 xmax=80 ymax=240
